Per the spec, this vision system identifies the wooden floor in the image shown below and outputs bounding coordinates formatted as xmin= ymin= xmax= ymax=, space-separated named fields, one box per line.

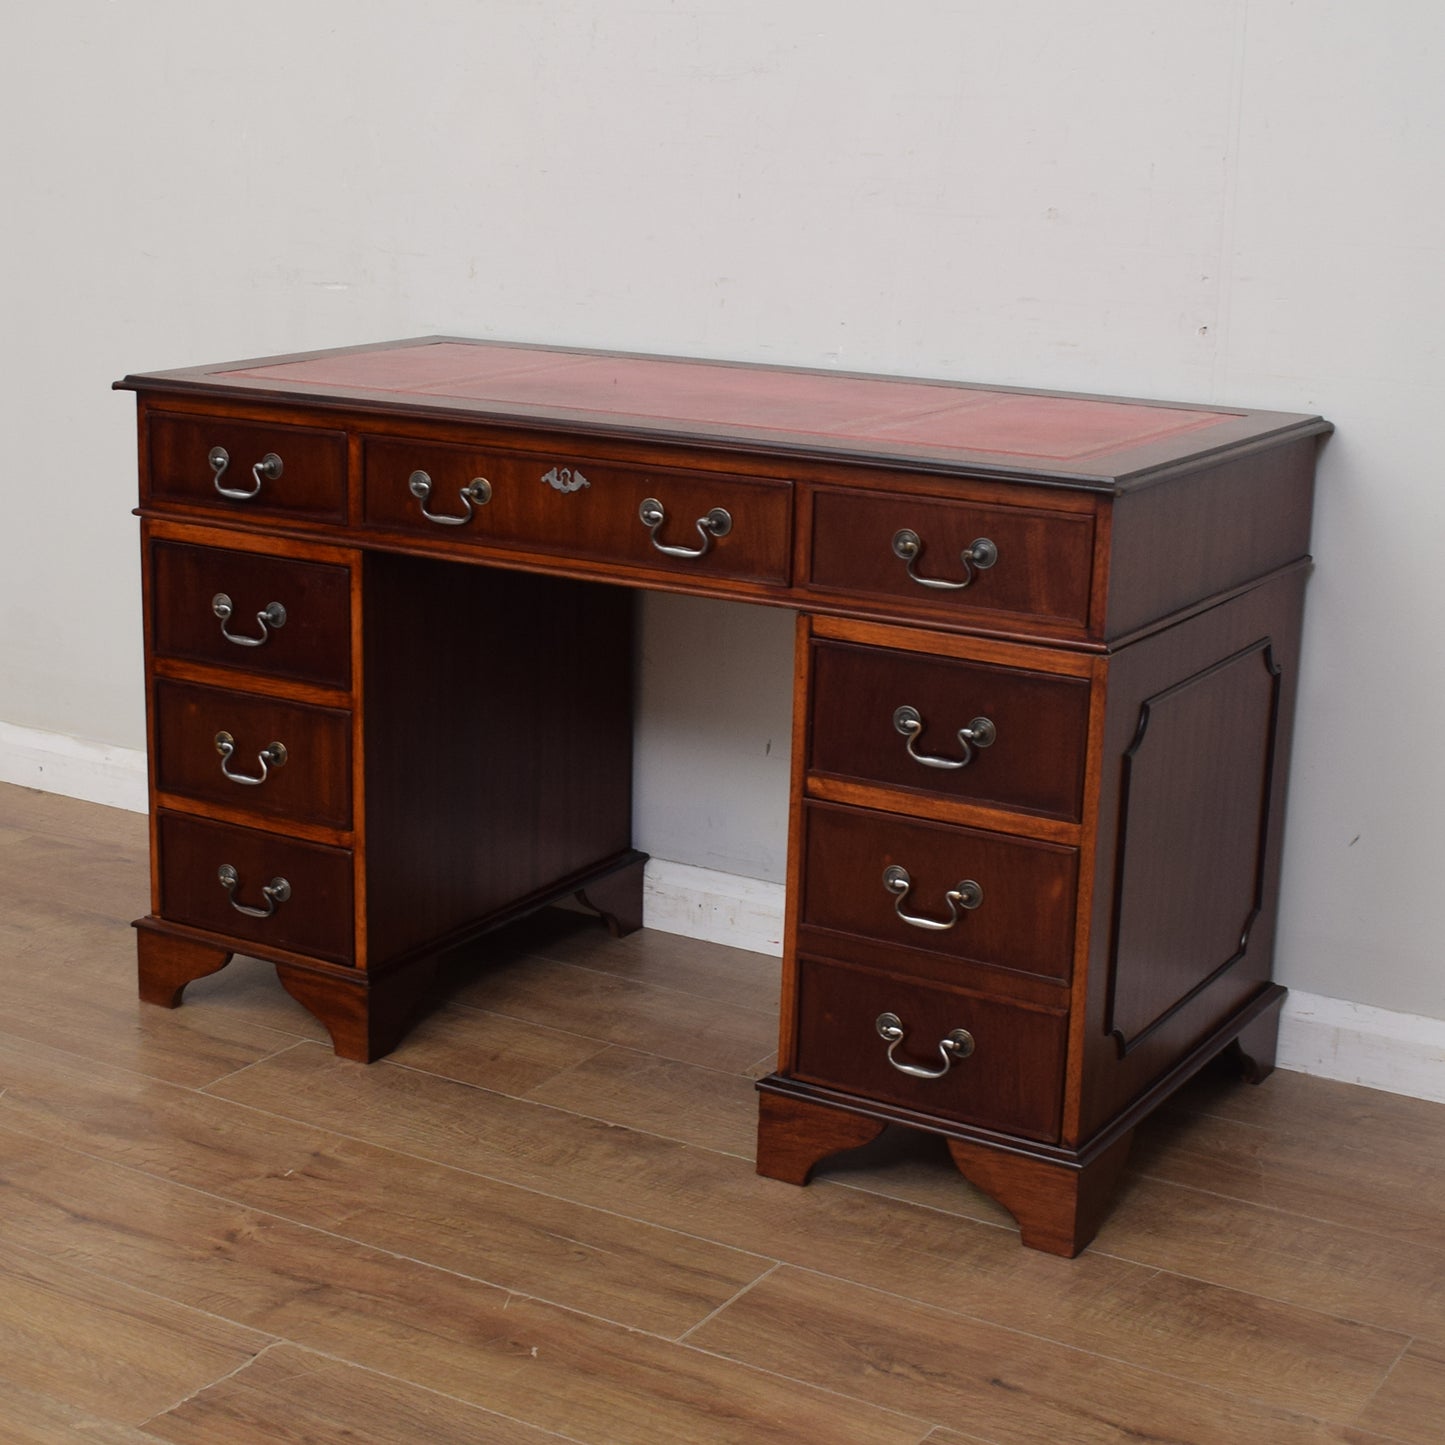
xmin=1 ymin=782 xmax=1441 ymax=1444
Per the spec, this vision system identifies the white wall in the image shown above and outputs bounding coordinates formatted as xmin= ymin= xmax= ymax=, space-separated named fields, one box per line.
xmin=3 ymin=2 xmax=1442 ymax=1022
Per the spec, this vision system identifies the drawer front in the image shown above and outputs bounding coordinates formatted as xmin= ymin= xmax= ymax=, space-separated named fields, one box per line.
xmin=794 ymin=955 xmax=1066 ymax=1141
xmin=362 ymin=436 xmax=792 ymax=585
xmin=150 ymin=541 xmax=352 ymax=689
xmin=808 ymin=639 xmax=1090 ymax=821
xmin=153 ymin=680 xmax=352 ymax=829
xmin=156 ymin=812 xmax=353 ymax=963
xmin=146 ymin=413 xmax=346 ymax=523
xmin=807 ymin=487 xmax=1094 ymax=630
xmin=801 ymin=802 xmax=1077 ymax=982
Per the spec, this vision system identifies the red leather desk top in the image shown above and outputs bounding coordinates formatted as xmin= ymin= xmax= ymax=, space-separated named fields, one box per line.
xmin=227 ymin=340 xmax=1232 ymax=463
xmin=120 ymin=337 xmax=1328 ymax=490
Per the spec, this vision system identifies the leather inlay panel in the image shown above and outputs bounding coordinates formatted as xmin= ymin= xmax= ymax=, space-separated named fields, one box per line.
xmin=229 ymin=341 xmax=1236 ymax=462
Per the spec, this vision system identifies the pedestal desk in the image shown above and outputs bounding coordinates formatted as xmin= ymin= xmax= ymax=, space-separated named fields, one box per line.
xmin=118 ymin=338 xmax=1329 ymax=1255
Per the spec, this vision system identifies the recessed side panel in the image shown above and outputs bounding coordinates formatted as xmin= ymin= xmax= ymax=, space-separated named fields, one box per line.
xmin=1106 ymin=642 xmax=1281 ymax=1053
xmin=1073 ymin=565 xmax=1307 ymax=1144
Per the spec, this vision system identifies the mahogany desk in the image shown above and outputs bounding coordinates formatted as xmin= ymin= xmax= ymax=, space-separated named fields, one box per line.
xmin=117 ymin=338 xmax=1329 ymax=1254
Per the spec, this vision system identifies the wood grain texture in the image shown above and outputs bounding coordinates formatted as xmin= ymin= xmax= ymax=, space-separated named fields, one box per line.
xmin=5 ymin=783 xmax=1441 ymax=1445
xmin=754 ymin=1088 xmax=889 ymax=1184
xmin=0 ymin=1131 xmax=921 ymax=1445
xmin=1351 ymin=1340 xmax=1445 ymax=1443
xmin=0 ymin=1379 xmax=165 ymax=1444
xmin=0 ymin=1235 xmax=268 ymax=1426
xmin=441 ymin=950 xmax=777 ymax=1074
xmin=0 ymin=1043 xmax=768 ymax=1340
xmin=688 ymin=1266 xmax=1400 ymax=1441
xmin=385 ymin=997 xmax=616 ymax=1094
xmin=1132 ymin=1080 xmax=1445 ymax=1250
xmin=144 ymin=1343 xmax=575 ymax=1444
xmin=525 ymin=1043 xmax=762 ymax=1156
xmin=491 ymin=905 xmax=782 ymax=1011
xmin=198 ymin=1042 xmax=1416 ymax=1411
xmin=0 ymin=814 xmax=317 ymax=1085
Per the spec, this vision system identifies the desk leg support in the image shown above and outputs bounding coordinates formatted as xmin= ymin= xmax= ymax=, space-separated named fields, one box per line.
xmin=135 ymin=921 xmax=233 ymax=1007
xmin=754 ymin=1077 xmax=1135 ymax=1256
xmin=754 ymin=1090 xmax=888 ymax=1184
xmin=575 ymin=854 xmax=647 ymax=937
xmin=1228 ymin=991 xmax=1284 ymax=1084
xmin=945 ymin=1132 xmax=1134 ymax=1258
xmin=275 ymin=958 xmax=441 ymax=1064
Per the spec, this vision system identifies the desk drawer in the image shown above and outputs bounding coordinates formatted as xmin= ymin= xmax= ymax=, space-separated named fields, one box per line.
xmin=794 ymin=955 xmax=1066 ymax=1141
xmin=156 ymin=812 xmax=353 ymax=964
xmin=153 ymin=680 xmax=352 ymax=829
xmin=801 ymin=802 xmax=1077 ymax=983
xmin=146 ymin=412 xmax=346 ymax=523
xmin=808 ymin=638 xmax=1090 ymax=821
xmin=362 ymin=436 xmax=792 ymax=586
xmin=150 ymin=540 xmax=352 ymax=690
xmin=807 ymin=487 xmax=1094 ymax=631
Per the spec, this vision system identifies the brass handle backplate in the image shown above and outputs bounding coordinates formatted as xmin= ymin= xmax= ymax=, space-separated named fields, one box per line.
xmin=882 ymin=864 xmax=982 ymax=931
xmin=893 ymin=705 xmax=996 ymax=770
xmin=216 ymin=864 xmax=291 ymax=918
xmin=214 ymin=731 xmax=287 ymax=786
xmin=210 ymin=445 xmax=282 ymax=501
xmin=409 ymin=469 xmax=492 ymax=525
xmin=875 ymin=1011 xmax=975 ymax=1079
xmin=639 ymin=498 xmax=732 ymax=559
xmin=891 ymin=529 xmax=997 ymax=591
xmin=212 ymin=593 xmax=286 ymax=648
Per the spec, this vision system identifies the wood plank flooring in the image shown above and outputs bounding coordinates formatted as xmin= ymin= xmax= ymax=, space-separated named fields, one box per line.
xmin=0 ymin=781 xmax=1440 ymax=1444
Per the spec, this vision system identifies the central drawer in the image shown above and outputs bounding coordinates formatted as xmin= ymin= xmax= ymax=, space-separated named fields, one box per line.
xmin=361 ymin=435 xmax=792 ymax=585
xmin=800 ymin=801 xmax=1078 ymax=983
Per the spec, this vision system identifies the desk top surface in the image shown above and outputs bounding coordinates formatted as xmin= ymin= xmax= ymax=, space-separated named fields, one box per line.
xmin=120 ymin=337 xmax=1328 ymax=490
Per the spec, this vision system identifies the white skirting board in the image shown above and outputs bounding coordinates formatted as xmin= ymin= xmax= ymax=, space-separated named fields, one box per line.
xmin=0 ymin=720 xmax=149 ymax=814
xmin=5 ymin=719 xmax=1442 ymax=1105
